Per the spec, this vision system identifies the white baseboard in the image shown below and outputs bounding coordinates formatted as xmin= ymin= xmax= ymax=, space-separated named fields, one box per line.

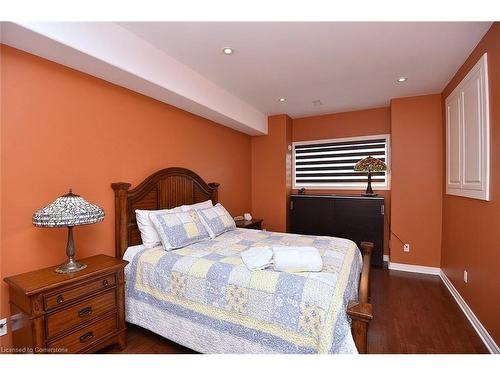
xmin=439 ymin=271 xmax=500 ymax=354
xmin=388 ymin=261 xmax=440 ymax=275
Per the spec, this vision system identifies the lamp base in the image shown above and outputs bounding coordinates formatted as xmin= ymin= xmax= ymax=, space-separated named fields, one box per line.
xmin=362 ymin=193 xmax=378 ymax=197
xmin=55 ymin=258 xmax=87 ymax=274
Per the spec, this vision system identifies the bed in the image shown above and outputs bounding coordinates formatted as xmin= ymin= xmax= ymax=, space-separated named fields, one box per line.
xmin=111 ymin=167 xmax=373 ymax=354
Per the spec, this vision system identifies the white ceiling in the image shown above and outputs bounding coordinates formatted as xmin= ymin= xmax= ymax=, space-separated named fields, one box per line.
xmin=119 ymin=22 xmax=492 ymax=118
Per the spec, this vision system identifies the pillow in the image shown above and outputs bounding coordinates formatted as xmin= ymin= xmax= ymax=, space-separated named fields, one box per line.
xmin=150 ymin=210 xmax=210 ymax=250
xmin=197 ymin=203 xmax=236 ymax=238
xmin=136 ymin=207 xmax=181 ymax=248
xmin=180 ymin=200 xmax=213 ymax=212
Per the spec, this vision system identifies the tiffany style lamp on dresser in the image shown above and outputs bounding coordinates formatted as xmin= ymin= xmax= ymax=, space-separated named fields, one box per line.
xmin=354 ymin=156 xmax=387 ymax=197
xmin=32 ymin=189 xmax=105 ymax=273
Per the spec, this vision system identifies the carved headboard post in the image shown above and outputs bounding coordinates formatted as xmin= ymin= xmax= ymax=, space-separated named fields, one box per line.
xmin=208 ymin=182 xmax=220 ymax=204
xmin=111 ymin=182 xmax=131 ymax=259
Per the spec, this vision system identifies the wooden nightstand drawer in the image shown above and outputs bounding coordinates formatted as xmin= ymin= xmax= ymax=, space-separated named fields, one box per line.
xmin=46 ymin=290 xmax=116 ymax=339
xmin=44 ymin=273 xmax=116 ymax=311
xmin=49 ymin=314 xmax=118 ymax=353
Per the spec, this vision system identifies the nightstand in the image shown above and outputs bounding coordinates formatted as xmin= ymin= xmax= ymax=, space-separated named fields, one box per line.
xmin=235 ymin=218 xmax=263 ymax=230
xmin=3 ymin=254 xmax=128 ymax=354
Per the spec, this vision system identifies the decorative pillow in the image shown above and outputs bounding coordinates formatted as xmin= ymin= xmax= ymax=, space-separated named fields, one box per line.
xmin=197 ymin=203 xmax=236 ymax=238
xmin=150 ymin=210 xmax=210 ymax=250
xmin=136 ymin=207 xmax=181 ymax=248
xmin=180 ymin=199 xmax=213 ymax=212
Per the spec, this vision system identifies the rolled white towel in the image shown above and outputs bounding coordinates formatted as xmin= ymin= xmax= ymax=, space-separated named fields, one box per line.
xmin=272 ymin=246 xmax=323 ymax=272
xmin=241 ymin=246 xmax=273 ymax=271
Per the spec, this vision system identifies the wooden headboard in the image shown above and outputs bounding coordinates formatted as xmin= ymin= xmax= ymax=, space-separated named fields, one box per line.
xmin=111 ymin=167 xmax=219 ymax=259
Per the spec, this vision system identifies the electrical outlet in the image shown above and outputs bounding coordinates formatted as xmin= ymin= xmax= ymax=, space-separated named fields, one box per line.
xmin=403 ymin=243 xmax=410 ymax=252
xmin=0 ymin=318 xmax=7 ymax=337
xmin=464 ymin=270 xmax=468 ymax=283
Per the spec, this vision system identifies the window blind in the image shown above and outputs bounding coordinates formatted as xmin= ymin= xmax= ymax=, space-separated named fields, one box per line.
xmin=293 ymin=136 xmax=389 ymax=188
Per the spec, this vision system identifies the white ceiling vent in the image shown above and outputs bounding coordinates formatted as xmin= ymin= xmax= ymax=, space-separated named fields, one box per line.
xmin=312 ymin=100 xmax=323 ymax=106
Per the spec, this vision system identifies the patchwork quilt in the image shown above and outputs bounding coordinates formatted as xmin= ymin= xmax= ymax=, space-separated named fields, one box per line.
xmin=126 ymin=228 xmax=363 ymax=353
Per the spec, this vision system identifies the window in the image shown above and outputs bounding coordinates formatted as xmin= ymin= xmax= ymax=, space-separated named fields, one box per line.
xmin=292 ymin=134 xmax=390 ymax=190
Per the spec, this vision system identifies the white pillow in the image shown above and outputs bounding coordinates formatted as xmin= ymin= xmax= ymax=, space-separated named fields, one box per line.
xmin=136 ymin=207 xmax=181 ymax=248
xmin=180 ymin=199 xmax=213 ymax=212
xmin=197 ymin=203 xmax=236 ymax=238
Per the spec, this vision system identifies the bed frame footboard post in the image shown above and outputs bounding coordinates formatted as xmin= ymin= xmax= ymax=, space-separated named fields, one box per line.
xmin=111 ymin=182 xmax=131 ymax=259
xmin=347 ymin=302 xmax=373 ymax=354
xmin=347 ymin=241 xmax=374 ymax=354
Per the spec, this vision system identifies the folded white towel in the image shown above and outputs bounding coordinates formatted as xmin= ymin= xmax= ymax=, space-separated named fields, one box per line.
xmin=241 ymin=246 xmax=273 ymax=271
xmin=272 ymin=246 xmax=323 ymax=272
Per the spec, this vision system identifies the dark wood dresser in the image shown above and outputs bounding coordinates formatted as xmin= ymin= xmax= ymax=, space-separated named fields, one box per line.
xmin=3 ymin=255 xmax=128 ymax=353
xmin=290 ymin=195 xmax=385 ymax=267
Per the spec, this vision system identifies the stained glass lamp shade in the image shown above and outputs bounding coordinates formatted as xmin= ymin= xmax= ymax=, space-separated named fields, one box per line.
xmin=354 ymin=156 xmax=387 ymax=196
xmin=33 ymin=190 xmax=105 ymax=274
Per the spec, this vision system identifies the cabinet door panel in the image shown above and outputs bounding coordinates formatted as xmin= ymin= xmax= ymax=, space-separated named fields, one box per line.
xmin=446 ymin=93 xmax=461 ymax=188
xmin=334 ymin=199 xmax=384 ymax=267
xmin=462 ymin=74 xmax=482 ymax=189
xmin=290 ymin=197 xmax=335 ymax=236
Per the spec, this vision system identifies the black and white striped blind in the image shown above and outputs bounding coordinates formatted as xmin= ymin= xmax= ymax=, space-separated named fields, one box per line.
xmin=293 ymin=136 xmax=389 ymax=188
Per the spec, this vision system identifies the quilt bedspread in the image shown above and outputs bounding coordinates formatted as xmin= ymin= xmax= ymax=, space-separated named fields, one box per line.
xmin=126 ymin=228 xmax=363 ymax=353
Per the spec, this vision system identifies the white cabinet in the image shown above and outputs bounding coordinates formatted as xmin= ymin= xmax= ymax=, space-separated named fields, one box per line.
xmin=445 ymin=53 xmax=490 ymax=201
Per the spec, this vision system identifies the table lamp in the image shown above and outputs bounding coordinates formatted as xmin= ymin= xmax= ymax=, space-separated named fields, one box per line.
xmin=354 ymin=156 xmax=387 ymax=197
xmin=32 ymin=189 xmax=105 ymax=274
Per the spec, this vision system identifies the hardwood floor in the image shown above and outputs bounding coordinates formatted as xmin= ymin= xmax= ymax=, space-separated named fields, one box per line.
xmin=368 ymin=268 xmax=486 ymax=353
xmin=101 ymin=268 xmax=487 ymax=354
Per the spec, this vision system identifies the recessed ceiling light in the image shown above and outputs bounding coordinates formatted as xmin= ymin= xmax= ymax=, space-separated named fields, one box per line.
xmin=278 ymin=98 xmax=287 ymax=102
xmin=222 ymin=47 xmax=234 ymax=55
xmin=397 ymin=77 xmax=408 ymax=83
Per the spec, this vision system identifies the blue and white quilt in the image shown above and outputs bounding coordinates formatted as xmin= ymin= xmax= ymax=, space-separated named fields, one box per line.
xmin=125 ymin=228 xmax=363 ymax=353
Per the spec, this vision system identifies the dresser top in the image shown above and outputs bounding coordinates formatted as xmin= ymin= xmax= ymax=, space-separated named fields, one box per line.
xmin=3 ymin=254 xmax=128 ymax=295
xmin=290 ymin=194 xmax=384 ymax=200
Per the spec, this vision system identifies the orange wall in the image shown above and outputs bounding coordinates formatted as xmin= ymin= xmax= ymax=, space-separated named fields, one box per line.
xmin=251 ymin=115 xmax=292 ymax=232
xmin=441 ymin=23 xmax=500 ymax=344
xmin=0 ymin=45 xmax=252 ymax=347
xmin=292 ymin=108 xmax=392 ymax=256
xmin=390 ymin=94 xmax=443 ymax=267
xmin=293 ymin=107 xmax=391 ymax=142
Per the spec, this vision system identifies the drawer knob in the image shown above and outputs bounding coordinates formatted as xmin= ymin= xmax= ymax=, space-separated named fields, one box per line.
xmin=102 ymin=279 xmax=109 ymax=287
xmin=78 ymin=306 xmax=93 ymax=317
xmin=56 ymin=295 xmax=64 ymax=304
xmin=79 ymin=331 xmax=94 ymax=343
